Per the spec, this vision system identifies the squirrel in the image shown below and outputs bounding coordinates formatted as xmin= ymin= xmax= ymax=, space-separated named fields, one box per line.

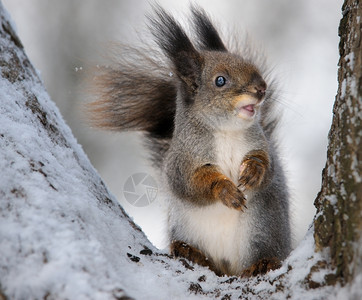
xmin=89 ymin=5 xmax=291 ymax=277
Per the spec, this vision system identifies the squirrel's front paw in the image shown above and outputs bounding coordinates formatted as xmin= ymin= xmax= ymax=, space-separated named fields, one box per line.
xmin=214 ymin=179 xmax=247 ymax=211
xmin=238 ymin=150 xmax=270 ymax=190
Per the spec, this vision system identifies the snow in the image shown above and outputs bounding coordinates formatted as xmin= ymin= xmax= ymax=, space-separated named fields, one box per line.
xmin=0 ymin=3 xmax=361 ymax=300
xmin=341 ymin=78 xmax=347 ymax=98
xmin=325 ymin=194 xmax=338 ymax=206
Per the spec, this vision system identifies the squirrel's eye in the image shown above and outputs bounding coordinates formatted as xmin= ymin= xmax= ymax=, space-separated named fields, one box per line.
xmin=215 ymin=76 xmax=226 ymax=87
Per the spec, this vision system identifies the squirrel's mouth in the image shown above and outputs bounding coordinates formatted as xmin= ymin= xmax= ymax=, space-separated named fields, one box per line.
xmin=240 ymin=104 xmax=256 ymax=117
xmin=233 ymin=97 xmax=261 ymax=119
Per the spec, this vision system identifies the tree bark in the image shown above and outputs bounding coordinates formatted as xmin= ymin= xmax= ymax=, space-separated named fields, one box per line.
xmin=314 ymin=0 xmax=362 ymax=285
xmin=0 ymin=0 xmax=361 ymax=299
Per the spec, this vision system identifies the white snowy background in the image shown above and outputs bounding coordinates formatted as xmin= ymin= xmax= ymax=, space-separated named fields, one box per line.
xmin=3 ymin=0 xmax=343 ymax=249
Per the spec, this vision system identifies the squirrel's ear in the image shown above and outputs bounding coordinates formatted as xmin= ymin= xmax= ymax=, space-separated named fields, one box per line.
xmin=191 ymin=5 xmax=227 ymax=52
xmin=149 ymin=5 xmax=203 ymax=93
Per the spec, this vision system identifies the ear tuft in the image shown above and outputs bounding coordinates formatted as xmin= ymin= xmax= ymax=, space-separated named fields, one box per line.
xmin=191 ymin=5 xmax=227 ymax=52
xmin=148 ymin=5 xmax=203 ymax=93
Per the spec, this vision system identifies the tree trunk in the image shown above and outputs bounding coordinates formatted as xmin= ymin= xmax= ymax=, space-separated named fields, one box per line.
xmin=0 ymin=0 xmax=360 ymax=299
xmin=314 ymin=0 xmax=362 ymax=285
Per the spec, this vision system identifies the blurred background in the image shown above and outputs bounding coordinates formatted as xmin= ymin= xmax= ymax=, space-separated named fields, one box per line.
xmin=4 ymin=0 xmax=343 ymax=249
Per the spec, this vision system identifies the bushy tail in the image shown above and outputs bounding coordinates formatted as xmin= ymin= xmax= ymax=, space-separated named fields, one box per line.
xmin=88 ymin=46 xmax=177 ymax=166
xmin=89 ymin=46 xmax=176 ymax=138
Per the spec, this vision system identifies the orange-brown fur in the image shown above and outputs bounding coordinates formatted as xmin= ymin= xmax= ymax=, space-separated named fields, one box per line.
xmin=241 ymin=258 xmax=281 ymax=277
xmin=192 ymin=164 xmax=246 ymax=210
xmin=238 ymin=149 xmax=270 ymax=190
xmin=170 ymin=241 xmax=219 ymax=273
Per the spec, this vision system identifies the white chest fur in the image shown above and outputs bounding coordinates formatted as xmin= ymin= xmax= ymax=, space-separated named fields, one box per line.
xmin=175 ymin=201 xmax=251 ymax=274
xmin=169 ymin=129 xmax=255 ymax=274
xmin=214 ymin=129 xmax=251 ymax=183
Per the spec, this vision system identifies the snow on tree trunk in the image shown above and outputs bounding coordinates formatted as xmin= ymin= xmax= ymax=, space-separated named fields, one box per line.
xmin=0 ymin=1 xmax=361 ymax=299
xmin=314 ymin=0 xmax=362 ymax=286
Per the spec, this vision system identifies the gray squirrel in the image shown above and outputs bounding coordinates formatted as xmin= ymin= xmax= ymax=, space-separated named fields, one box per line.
xmin=89 ymin=5 xmax=291 ymax=276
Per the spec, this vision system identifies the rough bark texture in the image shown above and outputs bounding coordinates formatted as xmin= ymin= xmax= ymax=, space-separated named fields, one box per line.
xmin=314 ymin=0 xmax=361 ymax=285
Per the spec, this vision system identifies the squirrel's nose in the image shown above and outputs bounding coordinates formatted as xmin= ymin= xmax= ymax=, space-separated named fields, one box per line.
xmin=255 ymin=84 xmax=266 ymax=99
xmin=250 ymin=75 xmax=267 ymax=99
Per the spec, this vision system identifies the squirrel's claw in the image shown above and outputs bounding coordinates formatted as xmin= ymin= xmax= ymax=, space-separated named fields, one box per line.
xmin=217 ymin=179 xmax=247 ymax=211
xmin=238 ymin=150 xmax=270 ymax=190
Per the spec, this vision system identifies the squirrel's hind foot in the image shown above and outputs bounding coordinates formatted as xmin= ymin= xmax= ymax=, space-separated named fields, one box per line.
xmin=170 ymin=240 xmax=221 ymax=275
xmin=240 ymin=257 xmax=281 ymax=278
